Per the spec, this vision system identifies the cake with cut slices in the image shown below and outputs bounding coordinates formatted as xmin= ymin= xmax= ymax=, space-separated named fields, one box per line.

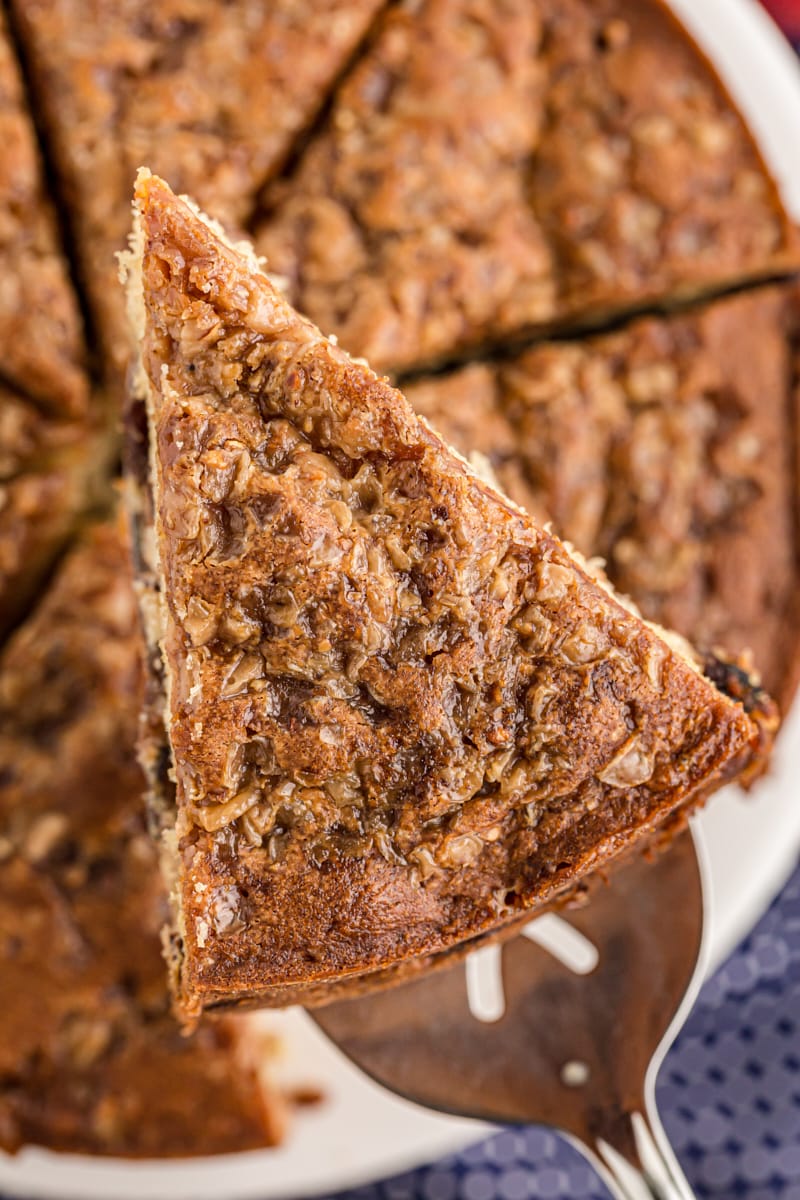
xmin=123 ymin=174 xmax=776 ymax=1019
xmin=0 ymin=0 xmax=796 ymax=1162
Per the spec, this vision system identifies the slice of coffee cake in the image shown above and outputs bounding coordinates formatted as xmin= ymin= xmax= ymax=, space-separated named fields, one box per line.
xmin=124 ymin=174 xmax=773 ymax=1019
xmin=0 ymin=5 xmax=86 ymax=414
xmin=0 ymin=5 xmax=97 ymax=635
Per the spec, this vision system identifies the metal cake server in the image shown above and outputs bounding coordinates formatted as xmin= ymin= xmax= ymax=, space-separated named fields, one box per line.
xmin=314 ymin=826 xmax=707 ymax=1200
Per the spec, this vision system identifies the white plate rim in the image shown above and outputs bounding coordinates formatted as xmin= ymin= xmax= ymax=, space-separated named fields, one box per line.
xmin=3 ymin=2 xmax=800 ymax=1196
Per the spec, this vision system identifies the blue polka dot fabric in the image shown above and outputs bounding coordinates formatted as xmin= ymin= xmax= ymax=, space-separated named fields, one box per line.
xmin=325 ymin=859 xmax=800 ymax=1200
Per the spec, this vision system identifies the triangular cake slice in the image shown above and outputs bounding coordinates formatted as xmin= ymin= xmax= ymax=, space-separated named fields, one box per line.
xmin=0 ymin=6 xmax=87 ymax=415
xmin=124 ymin=174 xmax=773 ymax=1019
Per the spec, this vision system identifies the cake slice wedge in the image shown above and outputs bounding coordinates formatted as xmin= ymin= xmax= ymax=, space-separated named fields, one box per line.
xmin=9 ymin=0 xmax=386 ymax=387
xmin=0 ymin=5 xmax=87 ymax=415
xmin=124 ymin=174 xmax=775 ymax=1020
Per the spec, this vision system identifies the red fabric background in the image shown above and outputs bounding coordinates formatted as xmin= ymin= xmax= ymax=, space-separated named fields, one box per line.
xmin=760 ymin=0 xmax=800 ymax=39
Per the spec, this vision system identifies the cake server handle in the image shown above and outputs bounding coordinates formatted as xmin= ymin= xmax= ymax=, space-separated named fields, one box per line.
xmin=583 ymin=1108 xmax=696 ymax=1200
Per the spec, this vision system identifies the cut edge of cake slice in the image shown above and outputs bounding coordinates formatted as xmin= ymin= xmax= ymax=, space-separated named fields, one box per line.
xmin=122 ymin=172 xmax=776 ymax=1020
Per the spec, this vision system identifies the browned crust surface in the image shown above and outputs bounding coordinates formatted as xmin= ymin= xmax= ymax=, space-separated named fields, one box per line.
xmin=0 ymin=6 xmax=86 ymax=415
xmin=255 ymin=0 xmax=800 ymax=375
xmin=0 ymin=386 xmax=106 ymax=639
xmin=0 ymin=0 xmax=790 ymax=1155
xmin=0 ymin=521 xmax=284 ymax=1156
xmin=405 ymin=365 xmax=548 ymax=525
xmin=407 ymin=284 xmax=800 ymax=714
xmin=0 ymin=5 xmax=93 ymax=640
xmin=9 ymin=0 xmax=386 ymax=382
xmin=130 ymin=176 xmax=771 ymax=1018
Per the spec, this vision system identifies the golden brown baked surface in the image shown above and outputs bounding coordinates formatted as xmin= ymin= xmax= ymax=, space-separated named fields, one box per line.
xmin=0 ymin=521 xmax=284 ymax=1155
xmin=255 ymin=0 xmax=799 ymax=374
xmin=127 ymin=176 xmax=772 ymax=1018
xmin=0 ymin=387 xmax=100 ymax=638
xmin=405 ymin=365 xmax=548 ymax=526
xmin=0 ymin=0 xmax=789 ymax=1160
xmin=9 ymin=0 xmax=386 ymax=380
xmin=0 ymin=6 xmax=86 ymax=414
xmin=407 ymin=285 xmax=800 ymax=713
xmin=0 ymin=5 xmax=94 ymax=638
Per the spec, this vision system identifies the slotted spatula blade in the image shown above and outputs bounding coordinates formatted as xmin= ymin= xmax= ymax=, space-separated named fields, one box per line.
xmin=314 ymin=827 xmax=706 ymax=1200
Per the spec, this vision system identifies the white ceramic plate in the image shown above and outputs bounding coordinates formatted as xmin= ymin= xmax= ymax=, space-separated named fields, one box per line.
xmin=4 ymin=2 xmax=800 ymax=1196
